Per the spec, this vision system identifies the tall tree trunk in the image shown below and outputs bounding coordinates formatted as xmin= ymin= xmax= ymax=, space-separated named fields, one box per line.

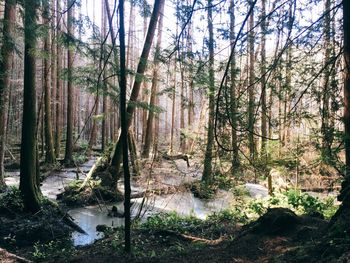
xmin=187 ymin=20 xmax=195 ymax=150
xmin=142 ymin=1 xmax=164 ymax=158
xmin=260 ymin=0 xmax=267 ymax=160
xmin=64 ymin=0 xmax=75 ymax=166
xmin=201 ymin=0 xmax=215 ymax=185
xmin=248 ymin=0 xmax=256 ymax=161
xmin=170 ymin=57 xmax=177 ymax=154
xmin=229 ymin=0 xmax=239 ymax=174
xmin=179 ymin=33 xmax=186 ymax=152
xmin=339 ymin=0 xmax=350 ymax=206
xmin=20 ymin=0 xmax=42 ymax=212
xmin=51 ymin=0 xmax=57 ymax=154
xmin=101 ymin=0 xmax=107 ymax=151
xmin=0 ymin=0 xmax=16 ymax=186
xmin=118 ymin=0 xmax=131 ymax=252
xmin=87 ymin=95 xmax=99 ymax=156
xmin=43 ymin=0 xmax=56 ymax=164
xmin=321 ymin=0 xmax=332 ymax=162
xmin=55 ymin=0 xmax=62 ymax=158
xmin=110 ymin=0 xmax=164 ymax=177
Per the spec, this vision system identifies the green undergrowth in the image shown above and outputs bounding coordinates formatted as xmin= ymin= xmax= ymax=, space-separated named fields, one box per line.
xmin=248 ymin=189 xmax=338 ymax=219
xmin=57 ymin=179 xmax=123 ymax=206
xmin=103 ymin=209 xmax=248 ymax=259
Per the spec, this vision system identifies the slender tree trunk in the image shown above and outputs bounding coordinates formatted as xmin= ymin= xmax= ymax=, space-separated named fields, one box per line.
xmin=118 ymin=0 xmax=131 ymax=252
xmin=55 ymin=0 xmax=62 ymax=158
xmin=202 ymin=0 xmax=215 ymax=185
xmin=110 ymin=0 xmax=164 ymax=176
xmin=229 ymin=0 xmax=239 ymax=174
xmin=128 ymin=131 xmax=140 ymax=176
xmin=142 ymin=1 xmax=164 ymax=158
xmin=102 ymin=0 xmax=108 ymax=151
xmin=87 ymin=95 xmax=99 ymax=156
xmin=64 ymin=0 xmax=75 ymax=166
xmin=179 ymin=34 xmax=186 ymax=152
xmin=260 ymin=0 xmax=267 ymax=159
xmin=43 ymin=0 xmax=56 ymax=164
xmin=20 ymin=0 xmax=42 ymax=212
xmin=339 ymin=0 xmax=350 ymax=206
xmin=248 ymin=0 xmax=256 ymax=161
xmin=51 ymin=0 xmax=57 ymax=152
xmin=187 ymin=14 xmax=194 ymax=140
xmin=321 ymin=0 xmax=331 ymax=162
xmin=0 ymin=0 xmax=16 ymax=186
xmin=170 ymin=55 xmax=177 ymax=154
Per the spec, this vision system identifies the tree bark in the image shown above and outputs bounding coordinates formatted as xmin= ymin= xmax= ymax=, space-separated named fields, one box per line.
xmin=64 ymin=0 xmax=75 ymax=166
xmin=248 ymin=0 xmax=256 ymax=161
xmin=118 ymin=0 xmax=131 ymax=252
xmin=0 ymin=0 xmax=16 ymax=186
xmin=260 ymin=0 xmax=267 ymax=160
xmin=339 ymin=0 xmax=350 ymax=206
xmin=43 ymin=0 xmax=56 ymax=164
xmin=229 ymin=0 xmax=239 ymax=174
xmin=20 ymin=0 xmax=42 ymax=212
xmin=321 ymin=0 xmax=332 ymax=162
xmin=55 ymin=0 xmax=62 ymax=158
xmin=142 ymin=0 xmax=165 ymax=158
xmin=201 ymin=0 xmax=215 ymax=185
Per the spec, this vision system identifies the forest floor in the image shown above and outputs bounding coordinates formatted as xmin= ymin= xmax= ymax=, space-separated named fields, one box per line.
xmin=0 ymin=148 xmax=348 ymax=262
xmin=33 ymin=207 xmax=349 ymax=263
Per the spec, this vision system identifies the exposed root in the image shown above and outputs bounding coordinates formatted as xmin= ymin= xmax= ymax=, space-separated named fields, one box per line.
xmin=155 ymin=229 xmax=224 ymax=245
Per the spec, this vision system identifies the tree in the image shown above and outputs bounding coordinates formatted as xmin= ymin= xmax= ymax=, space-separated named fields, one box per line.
xmin=320 ymin=0 xmax=332 ymax=162
xmin=229 ymin=0 xmax=239 ymax=173
xmin=43 ymin=0 xmax=56 ymax=164
xmin=55 ymin=0 xmax=63 ymax=158
xmin=19 ymin=0 xmax=42 ymax=212
xmin=0 ymin=0 xmax=16 ymax=187
xmin=339 ymin=0 xmax=350 ymax=208
xmin=142 ymin=0 xmax=165 ymax=158
xmin=63 ymin=0 xmax=75 ymax=166
xmin=118 ymin=0 xmax=131 ymax=252
xmin=260 ymin=0 xmax=267 ymax=159
xmin=247 ymin=0 xmax=256 ymax=161
xmin=201 ymin=0 xmax=215 ymax=185
xmin=110 ymin=0 xmax=164 ymax=177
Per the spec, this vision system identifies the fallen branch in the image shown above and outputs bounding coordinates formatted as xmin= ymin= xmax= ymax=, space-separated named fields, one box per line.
xmin=162 ymin=153 xmax=190 ymax=167
xmin=5 ymin=145 xmax=16 ymax=161
xmin=155 ymin=230 xmax=223 ymax=245
xmin=0 ymin=248 xmax=32 ymax=263
xmin=62 ymin=212 xmax=86 ymax=234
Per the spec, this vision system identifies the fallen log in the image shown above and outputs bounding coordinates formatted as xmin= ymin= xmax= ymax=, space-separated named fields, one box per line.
xmin=79 ymin=157 xmax=103 ymax=191
xmin=154 ymin=230 xmax=223 ymax=245
xmin=162 ymin=153 xmax=190 ymax=167
xmin=0 ymin=248 xmax=32 ymax=263
xmin=62 ymin=212 xmax=87 ymax=234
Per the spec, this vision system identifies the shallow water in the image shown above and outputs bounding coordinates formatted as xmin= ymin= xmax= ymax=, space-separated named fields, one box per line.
xmin=68 ymin=205 xmax=125 ymax=246
xmin=4 ymin=158 xmax=271 ymax=247
xmin=68 ymin=189 xmax=237 ymax=246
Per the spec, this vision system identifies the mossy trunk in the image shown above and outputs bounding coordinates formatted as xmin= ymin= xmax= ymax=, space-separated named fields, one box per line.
xmin=20 ymin=0 xmax=42 ymax=213
xmin=43 ymin=0 xmax=56 ymax=164
xmin=0 ymin=0 xmax=16 ymax=185
xmin=63 ymin=0 xmax=75 ymax=166
xmin=202 ymin=0 xmax=215 ymax=185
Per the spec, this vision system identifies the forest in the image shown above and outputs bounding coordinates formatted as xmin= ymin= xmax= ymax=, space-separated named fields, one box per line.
xmin=0 ymin=0 xmax=350 ymax=262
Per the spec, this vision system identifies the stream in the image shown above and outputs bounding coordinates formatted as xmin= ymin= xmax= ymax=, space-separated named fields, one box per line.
xmin=5 ymin=158 xmax=270 ymax=246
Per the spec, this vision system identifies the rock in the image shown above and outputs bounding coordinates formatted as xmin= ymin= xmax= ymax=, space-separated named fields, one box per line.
xmin=245 ymin=183 xmax=268 ymax=198
xmin=253 ymin=208 xmax=300 ymax=235
xmin=96 ymin=224 xmax=110 ymax=232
